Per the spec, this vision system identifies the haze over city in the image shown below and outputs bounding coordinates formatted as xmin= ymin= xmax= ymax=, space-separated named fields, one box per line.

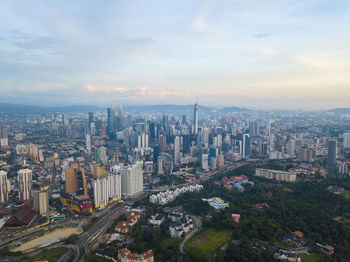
xmin=1 ymin=0 xmax=350 ymax=109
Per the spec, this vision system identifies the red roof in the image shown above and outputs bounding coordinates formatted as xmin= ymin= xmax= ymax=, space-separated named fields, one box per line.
xmin=5 ymin=205 xmax=38 ymax=227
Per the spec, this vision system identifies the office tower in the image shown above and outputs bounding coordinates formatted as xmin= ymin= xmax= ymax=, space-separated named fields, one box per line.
xmin=201 ymin=153 xmax=209 ymax=171
xmin=287 ymin=140 xmax=295 ymax=156
xmin=65 ymin=166 xmax=88 ymax=197
xmin=242 ymin=134 xmax=250 ymax=159
xmin=250 ymin=120 xmax=259 ymax=136
xmin=149 ymin=122 xmax=156 ymax=142
xmin=159 ymin=135 xmax=167 ymax=151
xmin=327 ymin=139 xmax=337 ymax=168
xmin=162 ymin=114 xmax=169 ymax=131
xmin=0 ymin=171 xmax=8 ymax=205
xmin=157 ymin=157 xmax=164 ymax=175
xmin=89 ymin=112 xmax=94 ymax=124
xmin=153 ymin=143 xmax=159 ymax=163
xmin=201 ymin=127 xmax=209 ymax=146
xmin=85 ymin=134 xmax=91 ymax=155
xmin=210 ymin=157 xmax=217 ymax=170
xmin=343 ymin=132 xmax=350 ymax=149
xmin=193 ymin=102 xmax=199 ymax=135
xmin=93 ymin=164 xmax=107 ymax=178
xmin=174 ymin=136 xmax=180 ymax=165
xmin=18 ymin=169 xmax=32 ymax=201
xmin=107 ymin=103 xmax=116 ymax=136
xmin=217 ymin=152 xmax=225 ymax=168
xmin=33 ymin=184 xmax=49 ymax=214
xmin=121 ymin=162 xmax=143 ymax=196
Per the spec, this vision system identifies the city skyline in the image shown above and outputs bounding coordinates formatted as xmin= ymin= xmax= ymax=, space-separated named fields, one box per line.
xmin=1 ymin=1 xmax=350 ymax=109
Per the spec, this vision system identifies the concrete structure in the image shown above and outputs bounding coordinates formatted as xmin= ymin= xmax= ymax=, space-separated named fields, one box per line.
xmin=118 ymin=248 xmax=154 ymax=262
xmin=201 ymin=153 xmax=209 ymax=171
xmin=33 ymin=184 xmax=49 ymax=214
xmin=65 ymin=166 xmax=88 ymax=197
xmin=18 ymin=169 xmax=32 ymax=201
xmin=121 ymin=162 xmax=143 ymax=196
xmin=150 ymin=184 xmax=203 ymax=205
xmin=327 ymin=139 xmax=337 ymax=168
xmin=343 ymin=132 xmax=350 ymax=149
xmin=174 ymin=136 xmax=180 ymax=165
xmin=193 ymin=102 xmax=199 ymax=135
xmin=93 ymin=173 xmax=121 ymax=208
xmin=93 ymin=164 xmax=107 ymax=178
xmin=0 ymin=170 xmax=8 ymax=205
xmin=255 ymin=168 xmax=297 ymax=182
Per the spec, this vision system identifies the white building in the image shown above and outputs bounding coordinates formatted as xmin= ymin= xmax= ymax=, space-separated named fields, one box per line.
xmin=121 ymin=162 xmax=143 ymax=196
xmin=255 ymin=168 xmax=297 ymax=182
xmin=16 ymin=144 xmax=27 ymax=155
xmin=18 ymin=169 xmax=32 ymax=201
xmin=0 ymin=171 xmax=8 ymax=205
xmin=343 ymin=132 xmax=350 ymax=149
xmin=93 ymin=173 xmax=121 ymax=208
xmin=201 ymin=153 xmax=209 ymax=171
xmin=150 ymin=184 xmax=203 ymax=205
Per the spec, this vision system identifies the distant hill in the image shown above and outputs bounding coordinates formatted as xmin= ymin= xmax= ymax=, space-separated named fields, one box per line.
xmin=218 ymin=106 xmax=251 ymax=113
xmin=0 ymin=102 xmax=250 ymax=114
xmin=0 ymin=103 xmax=102 ymax=114
xmin=327 ymin=108 xmax=350 ymax=114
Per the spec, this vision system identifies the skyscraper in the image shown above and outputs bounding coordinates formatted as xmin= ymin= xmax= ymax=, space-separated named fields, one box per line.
xmin=85 ymin=134 xmax=91 ymax=155
xmin=18 ymin=169 xmax=32 ymax=202
xmin=174 ymin=136 xmax=180 ymax=165
xmin=242 ymin=134 xmax=250 ymax=159
xmin=327 ymin=139 xmax=337 ymax=168
xmin=193 ymin=102 xmax=199 ymax=135
xmin=0 ymin=170 xmax=8 ymax=205
xmin=107 ymin=103 xmax=116 ymax=137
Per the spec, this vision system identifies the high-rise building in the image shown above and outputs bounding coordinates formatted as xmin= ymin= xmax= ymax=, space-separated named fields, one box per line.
xmin=93 ymin=176 xmax=110 ymax=208
xmin=107 ymin=103 xmax=116 ymax=137
xmin=121 ymin=162 xmax=143 ymax=196
xmin=157 ymin=157 xmax=164 ymax=175
xmin=343 ymin=132 xmax=350 ymax=149
xmin=0 ymin=125 xmax=8 ymax=139
xmin=85 ymin=134 xmax=91 ymax=155
xmin=33 ymin=184 xmax=49 ymax=214
xmin=0 ymin=170 xmax=8 ymax=205
xmin=327 ymin=139 xmax=337 ymax=168
xmin=18 ymin=169 xmax=32 ymax=202
xmin=65 ymin=166 xmax=88 ymax=197
xmin=201 ymin=153 xmax=209 ymax=171
xmin=242 ymin=134 xmax=250 ymax=159
xmin=174 ymin=136 xmax=180 ymax=165
xmin=193 ymin=102 xmax=199 ymax=135
xmin=287 ymin=140 xmax=295 ymax=156
xmin=159 ymin=135 xmax=167 ymax=151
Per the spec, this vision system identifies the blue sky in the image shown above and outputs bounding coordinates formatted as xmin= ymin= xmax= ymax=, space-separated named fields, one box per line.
xmin=0 ymin=0 xmax=350 ymax=109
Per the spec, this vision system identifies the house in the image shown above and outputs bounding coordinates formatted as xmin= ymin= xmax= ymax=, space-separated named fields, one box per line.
xmin=274 ymin=250 xmax=301 ymax=262
xmin=115 ymin=221 xmax=129 ymax=233
xmin=148 ymin=214 xmax=165 ymax=226
xmin=168 ymin=212 xmax=183 ymax=223
xmin=316 ymin=243 xmax=334 ymax=256
xmin=169 ymin=215 xmax=195 ymax=238
xmin=232 ymin=214 xmax=240 ymax=223
xmin=126 ymin=211 xmax=141 ymax=227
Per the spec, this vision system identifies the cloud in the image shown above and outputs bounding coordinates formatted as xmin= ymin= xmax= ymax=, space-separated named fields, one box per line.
xmin=292 ymin=52 xmax=349 ymax=69
xmin=254 ymin=33 xmax=271 ymax=38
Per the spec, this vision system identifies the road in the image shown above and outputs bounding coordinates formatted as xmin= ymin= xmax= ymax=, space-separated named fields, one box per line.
xmin=58 ymin=192 xmax=148 ymax=262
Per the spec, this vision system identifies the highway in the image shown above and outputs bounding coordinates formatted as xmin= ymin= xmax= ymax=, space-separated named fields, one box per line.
xmin=58 ymin=192 xmax=148 ymax=262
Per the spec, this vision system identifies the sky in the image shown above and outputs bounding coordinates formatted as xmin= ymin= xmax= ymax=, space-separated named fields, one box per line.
xmin=0 ymin=0 xmax=350 ymax=109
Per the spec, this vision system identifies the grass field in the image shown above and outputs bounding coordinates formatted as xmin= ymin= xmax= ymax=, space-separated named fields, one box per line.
xmin=300 ymin=253 xmax=322 ymax=262
xmin=185 ymin=228 xmax=232 ymax=255
xmin=342 ymin=192 xmax=350 ymax=199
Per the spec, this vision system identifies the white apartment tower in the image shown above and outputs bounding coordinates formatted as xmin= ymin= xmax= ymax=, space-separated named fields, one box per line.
xmin=0 ymin=171 xmax=8 ymax=205
xmin=121 ymin=162 xmax=143 ymax=196
xmin=18 ymin=169 xmax=32 ymax=201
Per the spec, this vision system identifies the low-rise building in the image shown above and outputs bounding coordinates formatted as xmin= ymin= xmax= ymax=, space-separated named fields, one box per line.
xmin=255 ymin=168 xmax=297 ymax=182
xmin=274 ymin=250 xmax=301 ymax=262
xmin=169 ymin=214 xmax=195 ymax=238
xmin=118 ymin=248 xmax=154 ymax=262
xmin=148 ymin=214 xmax=165 ymax=226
